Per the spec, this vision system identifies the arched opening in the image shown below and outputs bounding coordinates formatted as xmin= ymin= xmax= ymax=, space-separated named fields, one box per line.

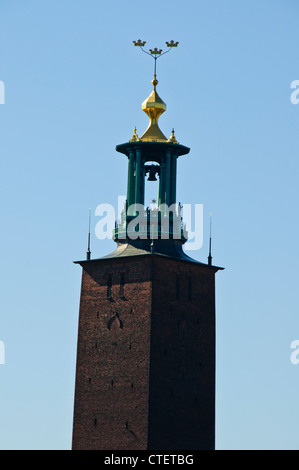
xmin=144 ymin=161 xmax=160 ymax=209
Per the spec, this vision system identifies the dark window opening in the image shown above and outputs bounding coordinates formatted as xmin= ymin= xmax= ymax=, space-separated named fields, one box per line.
xmin=107 ymin=276 xmax=112 ymax=298
xmin=188 ymin=277 xmax=192 ymax=301
xmin=119 ymin=274 xmax=125 ymax=297
xmin=176 ymin=275 xmax=180 ymax=300
xmin=107 ymin=313 xmax=123 ymax=330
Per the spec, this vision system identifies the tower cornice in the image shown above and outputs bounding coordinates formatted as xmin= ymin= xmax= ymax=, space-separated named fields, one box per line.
xmin=116 ymin=140 xmax=190 ymax=160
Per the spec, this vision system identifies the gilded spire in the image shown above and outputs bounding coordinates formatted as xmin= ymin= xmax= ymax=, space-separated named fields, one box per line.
xmin=140 ymin=75 xmax=167 ymax=142
xmin=132 ymin=40 xmax=179 ymax=143
xmin=168 ymin=128 xmax=178 ymax=144
xmin=129 ymin=126 xmax=139 ymax=142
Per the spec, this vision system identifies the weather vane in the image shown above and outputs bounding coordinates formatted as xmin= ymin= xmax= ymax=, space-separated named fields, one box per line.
xmin=133 ymin=40 xmax=179 ymax=76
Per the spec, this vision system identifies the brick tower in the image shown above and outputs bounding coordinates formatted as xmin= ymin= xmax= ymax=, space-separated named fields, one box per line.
xmin=72 ymin=42 xmax=223 ymax=450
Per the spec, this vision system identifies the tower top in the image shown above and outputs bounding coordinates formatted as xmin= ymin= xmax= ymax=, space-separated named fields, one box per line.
xmin=113 ymin=42 xmax=191 ymax=258
xmin=132 ymin=40 xmax=179 ymax=143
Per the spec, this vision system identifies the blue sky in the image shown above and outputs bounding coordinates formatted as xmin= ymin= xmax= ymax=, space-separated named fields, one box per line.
xmin=0 ymin=0 xmax=299 ymax=450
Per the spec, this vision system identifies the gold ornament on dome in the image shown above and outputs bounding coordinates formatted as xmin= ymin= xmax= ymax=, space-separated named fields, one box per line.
xmin=132 ymin=40 xmax=179 ymax=143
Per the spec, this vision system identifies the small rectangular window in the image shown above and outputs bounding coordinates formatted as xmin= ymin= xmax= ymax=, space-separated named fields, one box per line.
xmin=188 ymin=277 xmax=192 ymax=301
xmin=107 ymin=276 xmax=112 ymax=298
xmin=176 ymin=275 xmax=180 ymax=300
xmin=119 ymin=274 xmax=125 ymax=297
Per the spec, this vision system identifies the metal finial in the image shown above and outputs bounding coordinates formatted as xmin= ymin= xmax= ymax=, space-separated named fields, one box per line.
xmin=168 ymin=128 xmax=178 ymax=144
xmin=129 ymin=126 xmax=139 ymax=142
xmin=86 ymin=207 xmax=91 ymax=260
xmin=133 ymin=39 xmax=146 ymax=47
xmin=208 ymin=212 xmax=212 ymax=266
xmin=166 ymin=40 xmax=179 ymax=48
xmin=133 ymin=39 xmax=179 ymax=77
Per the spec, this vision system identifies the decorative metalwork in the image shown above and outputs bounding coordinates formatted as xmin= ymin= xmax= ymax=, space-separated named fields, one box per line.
xmin=129 ymin=126 xmax=140 ymax=142
xmin=133 ymin=40 xmax=146 ymax=47
xmin=149 ymin=48 xmax=162 ymax=55
xmin=133 ymin=39 xmax=179 ymax=76
xmin=168 ymin=128 xmax=178 ymax=144
xmin=166 ymin=40 xmax=179 ymax=48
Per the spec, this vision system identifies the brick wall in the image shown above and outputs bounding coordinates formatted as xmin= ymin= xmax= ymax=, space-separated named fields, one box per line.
xmin=72 ymin=254 xmax=216 ymax=450
xmin=148 ymin=257 xmax=216 ymax=450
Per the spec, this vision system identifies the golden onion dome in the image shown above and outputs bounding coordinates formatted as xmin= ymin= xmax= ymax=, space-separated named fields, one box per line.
xmin=139 ymin=75 xmax=168 ymax=142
